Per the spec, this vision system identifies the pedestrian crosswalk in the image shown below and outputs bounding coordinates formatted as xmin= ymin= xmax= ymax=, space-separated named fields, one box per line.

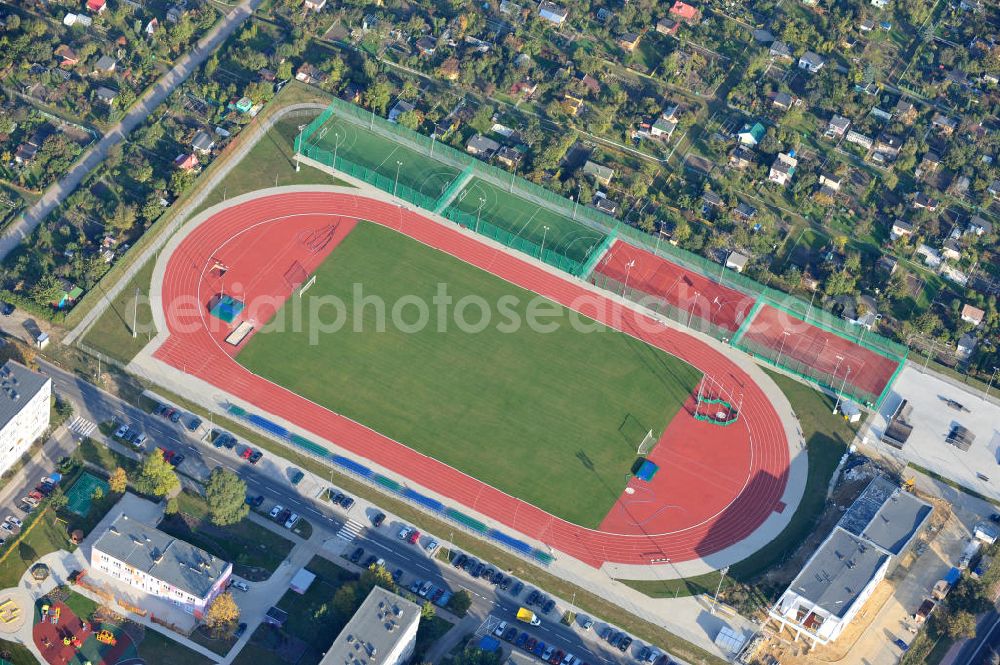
xmin=336 ymin=519 xmax=364 ymax=542
xmin=68 ymin=416 xmax=97 ymax=437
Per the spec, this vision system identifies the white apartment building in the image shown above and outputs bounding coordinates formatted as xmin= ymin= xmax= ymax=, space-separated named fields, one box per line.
xmin=320 ymin=587 xmax=420 ymax=665
xmin=0 ymin=361 xmax=51 ymax=477
xmin=91 ymin=510 xmax=231 ymax=619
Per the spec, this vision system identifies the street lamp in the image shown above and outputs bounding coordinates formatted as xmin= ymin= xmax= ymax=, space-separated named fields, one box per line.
xmin=393 ymin=160 xmax=403 ymax=197
xmin=540 ymin=225 xmax=550 ymax=259
xmin=775 ymin=331 xmax=791 ymax=366
xmin=475 ymin=197 xmax=485 ymax=234
xmin=987 ymin=367 xmax=1000 ymax=399
xmin=712 ymin=566 xmax=729 ymax=615
xmin=623 ymin=259 xmax=636 ymax=297
xmin=834 ymin=366 xmax=852 ymax=415
xmin=333 ymin=130 xmax=341 ymax=167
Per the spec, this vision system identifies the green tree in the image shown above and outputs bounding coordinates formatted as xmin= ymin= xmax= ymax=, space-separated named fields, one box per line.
xmin=135 ymin=450 xmax=179 ymax=497
xmin=205 ymin=467 xmax=249 ymax=526
xmin=165 ymin=497 xmax=179 ymax=515
xmin=939 ymin=610 xmax=976 ymax=639
xmin=364 ymin=79 xmax=392 ymax=115
xmin=446 ymin=590 xmax=472 ymax=617
xmin=421 ymin=601 xmax=435 ymax=620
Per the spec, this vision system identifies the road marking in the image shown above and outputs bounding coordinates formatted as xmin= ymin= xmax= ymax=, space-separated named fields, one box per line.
xmin=68 ymin=417 xmax=97 ymax=437
xmin=336 ymin=519 xmax=364 ymax=542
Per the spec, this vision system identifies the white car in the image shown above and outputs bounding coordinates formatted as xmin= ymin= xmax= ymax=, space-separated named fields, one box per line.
xmin=0 ymin=523 xmax=12 ymax=534
xmin=133 ymin=433 xmax=147 ymax=447
xmin=230 ymin=580 xmax=249 ymax=592
xmin=269 ymin=505 xmax=283 ymax=519
xmin=424 ymin=539 xmax=439 ymax=553
xmin=5 ymin=517 xmax=22 ymax=529
xmin=114 ymin=424 xmax=129 ymax=439
xmin=284 ymin=513 xmax=299 ymax=529
xmin=493 ymin=621 xmax=508 ymax=637
xmin=397 ymin=526 xmax=412 ymax=540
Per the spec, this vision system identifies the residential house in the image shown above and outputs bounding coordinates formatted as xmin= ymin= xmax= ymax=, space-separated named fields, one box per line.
xmin=859 ymin=18 xmax=875 ymax=32
xmin=191 ymin=131 xmax=215 ymax=154
xmin=967 ymin=215 xmax=992 ymax=237
xmin=650 ymin=115 xmax=678 ymax=140
xmin=737 ymin=122 xmax=766 ymax=146
xmin=931 ymin=112 xmax=958 ymax=135
xmin=989 ymin=180 xmax=1000 ymax=199
xmin=773 ymin=92 xmax=795 ymax=111
xmin=562 ymin=93 xmax=583 ymax=116
xmin=889 ymin=219 xmax=913 ymax=240
xmin=769 ymin=152 xmax=798 ymax=186
xmin=669 ymin=1 xmax=701 ymax=22
xmin=593 ymin=194 xmax=618 ymax=216
xmin=752 ymin=29 xmax=775 ymax=43
xmin=912 ymin=192 xmax=938 ymax=211
xmin=53 ymin=279 xmax=83 ymax=308
xmin=957 ymin=333 xmax=977 ymax=359
xmin=877 ymin=255 xmax=898 ymax=275
xmin=538 ymin=1 xmax=569 ymax=25
xmin=916 ymin=244 xmax=942 ymax=267
xmin=619 ymin=32 xmax=642 ymax=52
xmin=734 ymin=202 xmax=757 ymax=221
xmin=415 ymin=36 xmax=436 ymax=56
xmin=144 ymin=18 xmax=159 ymax=36
xmin=496 ymin=146 xmax=524 ymax=169
xmin=798 ymin=52 xmax=825 ymax=73
xmin=702 ymin=191 xmax=723 ymax=212
xmin=86 ymin=0 xmax=107 ymax=13
xmin=510 ymin=80 xmax=538 ymax=99
xmin=166 ymin=5 xmax=185 ymax=23
xmin=294 ymin=64 xmax=327 ymax=85
xmin=174 ymin=153 xmax=199 ymax=171
xmin=819 ymin=173 xmax=842 ymax=191
xmin=961 ymin=304 xmax=985 ymax=327
xmin=656 ymin=17 xmax=679 ymax=36
xmin=825 ymin=115 xmax=851 ymax=139
xmin=726 ymin=251 xmax=749 ymax=273
xmin=894 ymin=99 xmax=917 ymax=124
xmin=942 ymin=239 xmax=962 ymax=261
xmin=770 ymin=41 xmax=793 ymax=60
xmin=466 ymin=134 xmax=501 ymax=158
xmin=729 ymin=146 xmax=755 ymax=169
xmin=577 ymin=73 xmax=601 ymax=96
xmin=95 ymin=86 xmax=118 ymax=105
xmin=874 ymin=133 xmax=902 ymax=159
xmin=93 ymin=55 xmax=117 ymax=74
xmin=917 ymin=152 xmax=940 ymax=177
xmin=303 ymin=0 xmax=327 ymax=9
xmin=63 ymin=13 xmax=93 ymax=27
xmin=387 ymin=99 xmax=415 ymax=123
xmin=583 ymin=160 xmax=615 ymax=186
xmin=54 ymin=45 xmax=79 ymax=68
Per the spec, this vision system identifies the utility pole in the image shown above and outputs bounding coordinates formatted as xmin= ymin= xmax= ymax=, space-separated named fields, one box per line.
xmin=623 ymin=259 xmax=636 ymax=297
xmin=540 ymin=225 xmax=550 ymax=259
xmin=987 ymin=367 xmax=1000 ymax=399
xmin=712 ymin=566 xmax=729 ymax=614
xmin=131 ymin=287 xmax=139 ymax=339
xmin=834 ymin=366 xmax=852 ymax=415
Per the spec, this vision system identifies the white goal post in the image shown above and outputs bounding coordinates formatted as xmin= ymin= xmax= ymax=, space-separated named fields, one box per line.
xmin=637 ymin=429 xmax=656 ymax=456
xmin=298 ymin=275 xmax=317 ymax=297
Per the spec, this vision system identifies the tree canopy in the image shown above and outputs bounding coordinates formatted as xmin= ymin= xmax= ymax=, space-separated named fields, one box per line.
xmin=205 ymin=467 xmax=249 ymax=526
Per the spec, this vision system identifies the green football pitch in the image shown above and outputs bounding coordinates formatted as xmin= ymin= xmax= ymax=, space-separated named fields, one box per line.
xmin=237 ymin=222 xmax=700 ymax=527
xmin=304 ymin=116 xmax=460 ymax=202
xmin=448 ymin=177 xmax=606 ymax=264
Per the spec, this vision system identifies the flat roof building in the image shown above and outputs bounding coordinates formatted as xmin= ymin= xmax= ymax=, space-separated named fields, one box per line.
xmin=0 ymin=361 xmax=51 ymax=478
xmin=320 ymin=587 xmax=420 ymax=665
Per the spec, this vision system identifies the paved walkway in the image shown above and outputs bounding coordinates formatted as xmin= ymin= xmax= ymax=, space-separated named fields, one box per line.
xmin=0 ymin=0 xmax=265 ymax=266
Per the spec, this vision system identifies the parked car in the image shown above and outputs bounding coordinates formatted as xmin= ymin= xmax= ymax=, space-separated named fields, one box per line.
xmin=542 ymin=598 xmax=555 ymax=615
xmin=580 ymin=616 xmax=594 ymax=631
xmin=618 ymin=635 xmax=633 ymax=652
xmin=170 ymin=454 xmax=184 ymax=467
xmin=331 ymin=491 xmax=345 ymax=504
xmin=392 ymin=568 xmax=404 ymax=583
xmin=371 ymin=512 xmax=386 ymax=527
xmin=535 ymin=642 xmax=548 ymax=658
xmin=408 ymin=579 xmax=422 ymax=594
xmin=248 ymin=451 xmax=263 ymax=464
xmin=425 ymin=539 xmax=438 ymax=553
xmin=549 ymin=649 xmax=564 ymax=665
xmin=418 ymin=581 xmax=433 ymax=597
xmin=246 ymin=495 xmax=264 ymax=508
xmin=339 ymin=495 xmax=354 ymax=509
xmin=493 ymin=621 xmax=508 ymax=637
xmin=230 ymin=580 xmax=249 ymax=592
xmin=363 ymin=555 xmax=377 ymax=568
xmin=453 ymin=553 xmax=467 ymax=568
xmin=154 ymin=404 xmax=168 ymax=417
xmin=114 ymin=424 xmax=129 ymax=439
xmin=169 ymin=411 xmax=182 ymax=423
xmin=235 ymin=623 xmax=247 ymax=638
xmin=349 ymin=547 xmax=364 ymax=563
xmin=187 ymin=417 xmax=202 ymax=432
xmin=515 ymin=632 xmax=529 ymax=649
xmin=503 ymin=626 xmax=518 ymax=642
xmin=526 ymin=589 xmax=539 ymax=605
xmin=893 ymin=638 xmax=909 ymax=652
xmin=525 ymin=637 xmax=537 ymax=652
xmin=5 ymin=517 xmax=22 ymax=529
xmin=398 ymin=526 xmax=412 ymax=540
xmin=284 ymin=513 xmax=299 ymax=529
xmin=269 ymin=505 xmax=284 ymax=519
xmin=510 ymin=580 xmax=524 ymax=597
xmin=1 ymin=303 xmax=15 ymax=316
xmin=289 ymin=469 xmax=304 ymax=486
xmin=158 ymin=447 xmax=175 ymax=463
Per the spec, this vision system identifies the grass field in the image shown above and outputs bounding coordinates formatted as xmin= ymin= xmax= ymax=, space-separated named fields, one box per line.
xmin=448 ymin=177 xmax=606 ymax=264
xmin=308 ymin=114 xmax=461 ymax=202
xmin=237 ymin=221 xmax=700 ymax=527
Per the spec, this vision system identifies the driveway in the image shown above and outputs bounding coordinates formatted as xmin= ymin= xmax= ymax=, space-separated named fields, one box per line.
xmin=0 ymin=0 xmax=265 ymax=262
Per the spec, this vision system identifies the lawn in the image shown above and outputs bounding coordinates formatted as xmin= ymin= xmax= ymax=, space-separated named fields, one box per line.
xmin=158 ymin=491 xmax=293 ymax=580
xmin=620 ymin=369 xmax=856 ymax=601
xmin=447 ymin=176 xmax=606 ymax=264
xmin=0 ymin=510 xmax=74 ymax=588
xmin=237 ymin=221 xmax=701 ymax=527
xmin=193 ymin=114 xmax=349 ymax=217
xmin=0 ymin=637 xmax=43 ymax=665
xmin=80 ymin=255 xmax=157 ymax=364
xmin=306 ymin=113 xmax=461 ymax=203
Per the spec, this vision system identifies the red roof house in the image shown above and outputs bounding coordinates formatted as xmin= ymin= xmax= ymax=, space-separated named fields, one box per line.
xmin=86 ymin=0 xmax=107 ymax=13
xmin=669 ymin=1 xmax=700 ymax=22
xmin=174 ymin=153 xmax=199 ymax=171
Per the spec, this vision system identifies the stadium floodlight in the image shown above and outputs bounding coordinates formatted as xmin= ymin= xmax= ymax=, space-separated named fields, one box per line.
xmin=394 ymin=160 xmax=403 ymax=197
xmin=540 ymin=225 xmax=550 ymax=259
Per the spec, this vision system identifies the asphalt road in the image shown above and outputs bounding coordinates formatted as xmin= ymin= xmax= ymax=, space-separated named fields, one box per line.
xmin=953 ymin=609 xmax=1000 ymax=665
xmin=0 ymin=0 xmax=265 ymax=262
xmin=38 ymin=358 xmax=644 ymax=664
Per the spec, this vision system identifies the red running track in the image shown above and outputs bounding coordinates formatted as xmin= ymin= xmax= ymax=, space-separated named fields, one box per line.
xmin=740 ymin=304 xmax=899 ymax=402
xmin=154 ymin=192 xmax=791 ymax=567
xmin=593 ymin=240 xmax=757 ymax=333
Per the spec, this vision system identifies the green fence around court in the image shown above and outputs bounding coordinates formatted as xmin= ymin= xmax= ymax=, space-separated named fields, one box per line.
xmin=297 ymin=99 xmax=909 ymax=396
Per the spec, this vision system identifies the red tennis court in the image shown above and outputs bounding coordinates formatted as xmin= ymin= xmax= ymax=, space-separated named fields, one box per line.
xmin=153 ymin=192 xmax=793 ymax=567
xmin=738 ymin=304 xmax=900 ymax=403
xmin=593 ymin=240 xmax=757 ymax=333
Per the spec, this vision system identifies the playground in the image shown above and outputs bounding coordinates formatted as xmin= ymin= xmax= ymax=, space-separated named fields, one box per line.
xmin=32 ymin=597 xmax=138 ymax=665
xmin=64 ymin=474 xmax=110 ymax=517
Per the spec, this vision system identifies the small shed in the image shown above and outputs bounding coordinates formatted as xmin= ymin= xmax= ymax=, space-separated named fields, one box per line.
xmin=264 ymin=606 xmax=288 ymax=627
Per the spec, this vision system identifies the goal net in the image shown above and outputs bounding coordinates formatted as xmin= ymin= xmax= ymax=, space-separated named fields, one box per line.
xmin=636 ymin=429 xmax=657 ymax=456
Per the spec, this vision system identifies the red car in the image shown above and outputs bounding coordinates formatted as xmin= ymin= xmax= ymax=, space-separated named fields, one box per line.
xmin=158 ymin=447 xmax=175 ymax=463
xmin=241 ymin=448 xmax=252 ymax=460
xmin=407 ymin=529 xmax=420 ymax=545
